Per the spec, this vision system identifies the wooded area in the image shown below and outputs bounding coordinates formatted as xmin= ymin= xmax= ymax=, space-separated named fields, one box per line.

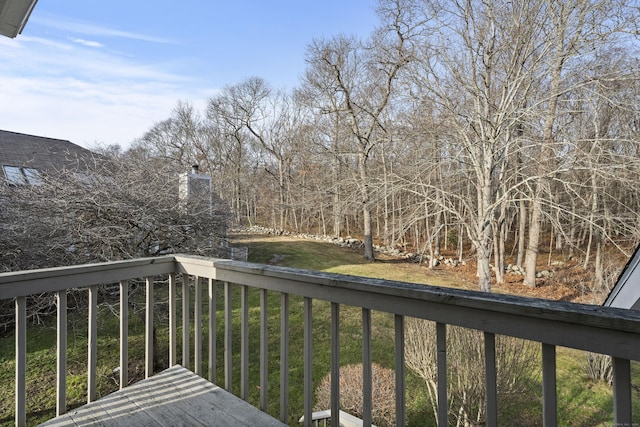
xmin=6 ymin=0 xmax=638 ymax=294
xmin=131 ymin=0 xmax=640 ymax=292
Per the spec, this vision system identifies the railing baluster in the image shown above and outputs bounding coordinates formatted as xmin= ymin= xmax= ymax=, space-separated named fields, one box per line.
xmin=280 ymin=292 xmax=290 ymax=423
xmin=542 ymin=343 xmax=557 ymax=427
xmin=613 ymin=356 xmax=632 ymax=426
xmin=88 ymin=285 xmax=98 ymax=403
xmin=182 ymin=275 xmax=190 ymax=370
xmin=395 ymin=314 xmax=405 ymax=427
xmin=362 ymin=308 xmax=372 ymax=427
xmin=260 ymin=288 xmax=268 ymax=411
xmin=241 ymin=284 xmax=249 ymax=401
xmin=169 ymin=273 xmax=177 ymax=367
xmin=119 ymin=281 xmax=128 ymax=389
xmin=194 ymin=276 xmax=202 ymax=376
xmin=331 ymin=303 xmax=340 ymax=427
xmin=145 ymin=277 xmax=154 ymax=378
xmin=436 ymin=322 xmax=447 ymax=427
xmin=57 ymin=290 xmax=67 ymax=416
xmin=15 ymin=296 xmax=26 ymax=427
xmin=224 ymin=281 xmax=232 ymax=392
xmin=484 ymin=332 xmax=497 ymax=427
xmin=208 ymin=278 xmax=216 ymax=383
xmin=303 ymin=297 xmax=313 ymax=427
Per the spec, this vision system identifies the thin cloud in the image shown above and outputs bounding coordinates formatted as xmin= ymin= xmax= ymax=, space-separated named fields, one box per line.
xmin=10 ymin=35 xmax=73 ymax=51
xmin=0 ymin=72 xmax=209 ymax=148
xmin=0 ymin=34 xmax=188 ymax=84
xmin=0 ymin=33 xmax=211 ymax=148
xmin=69 ymin=38 xmax=104 ymax=48
xmin=32 ymin=14 xmax=176 ymax=44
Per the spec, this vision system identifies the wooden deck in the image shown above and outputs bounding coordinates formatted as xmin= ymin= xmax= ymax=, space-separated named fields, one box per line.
xmin=39 ymin=365 xmax=287 ymax=426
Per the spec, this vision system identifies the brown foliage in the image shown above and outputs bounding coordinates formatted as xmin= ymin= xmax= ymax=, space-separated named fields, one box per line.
xmin=405 ymin=319 xmax=538 ymax=426
xmin=0 ymin=151 xmax=230 ymax=330
xmin=315 ymin=363 xmax=396 ymax=427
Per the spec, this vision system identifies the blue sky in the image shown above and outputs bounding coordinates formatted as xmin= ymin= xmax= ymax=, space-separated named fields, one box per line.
xmin=0 ymin=1 xmax=379 ymax=148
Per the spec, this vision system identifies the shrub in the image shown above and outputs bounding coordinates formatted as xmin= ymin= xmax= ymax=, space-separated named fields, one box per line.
xmin=584 ymin=352 xmax=613 ymax=385
xmin=405 ymin=319 xmax=538 ymax=426
xmin=315 ymin=363 xmax=396 ymax=427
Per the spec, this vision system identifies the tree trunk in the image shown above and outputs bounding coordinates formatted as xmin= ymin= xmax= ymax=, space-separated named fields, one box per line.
xmin=493 ymin=229 xmax=503 ymax=284
xmin=457 ymin=224 xmax=464 ymax=263
xmin=594 ymin=234 xmax=604 ymax=293
xmin=278 ymin=158 xmax=285 ymax=230
xmin=516 ymin=198 xmax=526 ymax=268
xmin=475 ymin=148 xmax=494 ymax=292
xmin=434 ymin=210 xmax=442 ymax=257
xmin=584 ymin=170 xmax=599 ymax=270
xmin=360 ymin=153 xmax=375 ymax=261
xmin=477 ymin=241 xmax=492 ymax=292
xmin=523 ymin=194 xmax=542 ymax=287
xmin=493 ymin=219 xmax=507 ymax=285
xmin=382 ymin=149 xmax=390 ymax=246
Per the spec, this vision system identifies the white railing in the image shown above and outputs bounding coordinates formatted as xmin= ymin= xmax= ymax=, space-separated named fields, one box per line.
xmin=2 ymin=254 xmax=640 ymax=426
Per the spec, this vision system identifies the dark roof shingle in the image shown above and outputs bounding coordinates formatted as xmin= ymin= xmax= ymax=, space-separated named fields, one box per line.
xmin=0 ymin=129 xmax=97 ymax=173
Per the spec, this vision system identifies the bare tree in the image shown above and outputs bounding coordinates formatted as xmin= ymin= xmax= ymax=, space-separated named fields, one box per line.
xmin=0 ymin=150 xmax=229 ymax=271
xmin=302 ymin=0 xmax=416 ymax=260
xmin=314 ymin=363 xmax=396 ymax=427
xmin=403 ymin=0 xmax=547 ymax=290
xmin=522 ymin=0 xmax=639 ymax=286
xmin=134 ymin=100 xmax=204 ymax=169
xmin=0 ymin=149 xmax=229 ymax=329
xmin=404 ymin=318 xmax=538 ymax=426
xmin=206 ymin=85 xmax=263 ymax=225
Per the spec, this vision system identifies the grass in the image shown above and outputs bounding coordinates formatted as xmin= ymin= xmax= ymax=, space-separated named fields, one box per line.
xmin=0 ymin=233 xmax=637 ymax=426
xmin=238 ymin=234 xmax=472 ymax=288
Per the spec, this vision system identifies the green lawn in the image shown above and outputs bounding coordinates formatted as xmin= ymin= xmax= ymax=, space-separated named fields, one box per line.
xmin=0 ymin=234 xmax=636 ymax=426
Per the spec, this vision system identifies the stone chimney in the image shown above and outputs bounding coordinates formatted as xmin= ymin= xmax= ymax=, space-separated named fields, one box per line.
xmin=179 ymin=164 xmax=212 ymax=213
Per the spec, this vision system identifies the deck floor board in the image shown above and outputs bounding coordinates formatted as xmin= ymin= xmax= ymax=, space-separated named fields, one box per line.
xmin=39 ymin=365 xmax=286 ymax=426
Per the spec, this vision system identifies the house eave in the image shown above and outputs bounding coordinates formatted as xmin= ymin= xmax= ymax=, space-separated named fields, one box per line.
xmin=0 ymin=0 xmax=38 ymax=38
xmin=604 ymin=244 xmax=640 ymax=310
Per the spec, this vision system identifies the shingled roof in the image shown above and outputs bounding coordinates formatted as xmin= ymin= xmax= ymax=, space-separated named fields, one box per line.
xmin=0 ymin=129 xmax=97 ymax=174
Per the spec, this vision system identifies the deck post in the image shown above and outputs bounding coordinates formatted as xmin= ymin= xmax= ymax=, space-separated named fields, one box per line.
xmin=436 ymin=322 xmax=447 ymax=427
xmin=56 ymin=290 xmax=67 ymax=416
xmin=169 ymin=273 xmax=177 ymax=367
xmin=208 ymin=277 xmax=216 ymax=383
xmin=194 ymin=276 xmax=202 ymax=376
xmin=15 ymin=296 xmax=26 ymax=427
xmin=542 ymin=344 xmax=557 ymax=427
xmin=182 ymin=276 xmax=190 ymax=370
xmin=224 ymin=282 xmax=232 ymax=391
xmin=303 ymin=297 xmax=313 ymax=427
xmin=88 ymin=285 xmax=98 ymax=403
xmin=119 ymin=280 xmax=128 ymax=389
xmin=280 ymin=292 xmax=290 ymax=423
xmin=395 ymin=314 xmax=405 ymax=427
xmin=362 ymin=308 xmax=372 ymax=426
xmin=484 ymin=332 xmax=497 ymax=427
xmin=612 ymin=357 xmax=632 ymax=426
xmin=260 ymin=288 xmax=268 ymax=411
xmin=240 ymin=285 xmax=249 ymax=400
xmin=331 ymin=303 xmax=340 ymax=427
xmin=145 ymin=277 xmax=154 ymax=378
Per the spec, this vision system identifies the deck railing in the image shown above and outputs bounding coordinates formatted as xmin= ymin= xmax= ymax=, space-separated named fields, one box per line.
xmin=2 ymin=254 xmax=640 ymax=426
